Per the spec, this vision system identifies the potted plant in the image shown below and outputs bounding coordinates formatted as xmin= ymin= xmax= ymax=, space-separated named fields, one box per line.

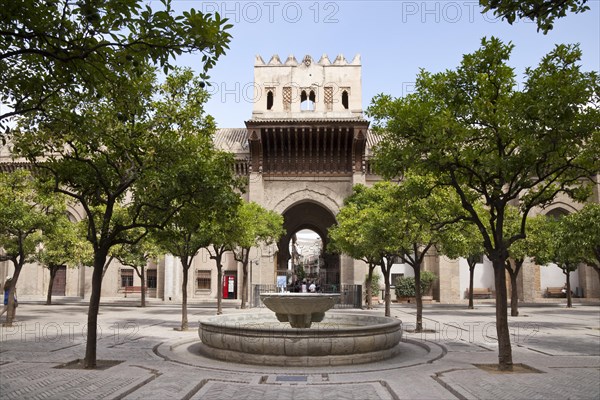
xmin=395 ymin=276 xmax=416 ymax=303
xmin=420 ymin=270 xmax=436 ymax=303
xmin=395 ymin=271 xmax=437 ymax=303
xmin=365 ymin=273 xmax=381 ymax=307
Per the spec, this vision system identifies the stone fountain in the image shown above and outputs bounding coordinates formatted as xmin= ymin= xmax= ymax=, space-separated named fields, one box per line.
xmin=198 ymin=292 xmax=403 ymax=366
xmin=260 ymin=292 xmax=339 ymax=328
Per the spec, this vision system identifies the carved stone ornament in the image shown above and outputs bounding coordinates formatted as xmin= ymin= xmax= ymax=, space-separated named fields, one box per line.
xmin=303 ymin=55 xmax=312 ymax=66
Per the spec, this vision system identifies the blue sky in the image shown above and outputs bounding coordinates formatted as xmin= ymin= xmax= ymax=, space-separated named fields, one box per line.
xmin=170 ymin=0 xmax=600 ymax=128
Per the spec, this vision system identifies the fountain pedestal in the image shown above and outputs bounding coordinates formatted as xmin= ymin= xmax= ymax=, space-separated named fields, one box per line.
xmin=260 ymin=293 xmax=339 ymax=328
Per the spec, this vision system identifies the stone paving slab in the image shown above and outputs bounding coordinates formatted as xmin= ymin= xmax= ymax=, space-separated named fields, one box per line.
xmin=192 ymin=380 xmax=395 ymax=400
xmin=1 ymin=301 xmax=599 ymax=400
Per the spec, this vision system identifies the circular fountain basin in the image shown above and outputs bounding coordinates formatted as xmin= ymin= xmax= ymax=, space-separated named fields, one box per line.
xmin=260 ymin=292 xmax=341 ymax=328
xmin=198 ymin=313 xmax=403 ymax=366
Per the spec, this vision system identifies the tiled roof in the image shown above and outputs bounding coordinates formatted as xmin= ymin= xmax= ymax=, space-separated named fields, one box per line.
xmin=213 ymin=128 xmax=248 ymax=152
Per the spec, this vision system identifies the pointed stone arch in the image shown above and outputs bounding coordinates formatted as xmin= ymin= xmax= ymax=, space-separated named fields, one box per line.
xmin=275 ymin=199 xmax=341 ymax=285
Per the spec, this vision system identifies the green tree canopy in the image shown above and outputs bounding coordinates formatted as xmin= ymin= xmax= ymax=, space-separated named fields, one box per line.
xmin=0 ymin=169 xmax=65 ymax=322
xmin=0 ymin=0 xmax=232 ymax=140
xmin=329 ymin=182 xmax=406 ymax=316
xmin=387 ymin=173 xmax=468 ymax=331
xmin=35 ymin=212 xmax=92 ymax=304
xmin=13 ymin=65 xmax=230 ymax=367
xmin=229 ymin=202 xmax=284 ymax=309
xmin=480 ymin=0 xmax=590 ymax=33
xmin=368 ymin=37 xmax=599 ymax=370
xmin=551 ymin=203 xmax=600 ymax=281
xmin=152 ymin=155 xmax=241 ymax=327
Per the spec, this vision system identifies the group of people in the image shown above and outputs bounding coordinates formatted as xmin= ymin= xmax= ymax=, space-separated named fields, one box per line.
xmin=289 ymin=279 xmax=321 ymax=293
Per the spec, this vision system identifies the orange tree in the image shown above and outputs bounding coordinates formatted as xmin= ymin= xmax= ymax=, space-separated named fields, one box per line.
xmin=368 ymin=37 xmax=599 ymax=370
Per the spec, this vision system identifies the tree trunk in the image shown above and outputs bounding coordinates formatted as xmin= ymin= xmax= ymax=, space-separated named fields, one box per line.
xmin=506 ymin=259 xmax=523 ymax=317
xmin=566 ymin=270 xmax=572 ymax=308
xmin=509 ymin=271 xmax=519 ymax=317
xmin=4 ymin=260 xmax=23 ymax=326
xmin=46 ymin=264 xmax=59 ymax=305
xmin=468 ymin=264 xmax=475 ymax=309
xmin=492 ymin=258 xmax=513 ymax=371
xmin=140 ymin=265 xmax=146 ymax=308
xmin=215 ymin=251 xmax=223 ymax=315
xmin=84 ymin=251 xmax=107 ymax=369
xmin=365 ymin=264 xmax=374 ymax=309
xmin=181 ymin=264 xmax=189 ymax=330
xmin=241 ymin=248 xmax=249 ymax=309
xmin=414 ymin=265 xmax=423 ymax=332
xmin=414 ymin=268 xmax=423 ymax=330
xmin=381 ymin=259 xmax=392 ymax=317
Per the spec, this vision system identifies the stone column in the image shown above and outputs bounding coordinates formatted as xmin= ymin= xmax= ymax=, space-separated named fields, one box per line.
xmin=438 ymin=256 xmax=460 ymax=304
xmin=579 ymin=264 xmax=600 ymax=298
xmin=164 ymin=254 xmax=176 ymax=302
xmin=519 ymin=258 xmax=540 ymax=302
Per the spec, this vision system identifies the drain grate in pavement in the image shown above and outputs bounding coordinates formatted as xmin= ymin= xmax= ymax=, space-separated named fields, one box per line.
xmin=275 ymin=375 xmax=308 ymax=382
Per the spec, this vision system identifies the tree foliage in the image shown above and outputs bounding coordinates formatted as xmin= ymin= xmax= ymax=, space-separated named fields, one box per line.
xmin=0 ymin=0 xmax=232 ymax=140
xmin=110 ymin=227 xmax=160 ymax=307
xmin=388 ymin=173 xmax=467 ymax=331
xmin=502 ymin=206 xmax=555 ymax=315
xmin=329 ymin=182 xmax=403 ymax=316
xmin=480 ymin=0 xmax=590 ymax=33
xmin=368 ymin=37 xmax=599 ymax=370
xmin=531 ymin=213 xmax=583 ymax=307
xmin=13 ymin=65 xmax=229 ymax=367
xmin=0 ymin=169 xmax=65 ymax=322
xmin=229 ymin=202 xmax=284 ymax=309
xmin=152 ymin=158 xmax=241 ymax=327
xmin=36 ymin=212 xmax=92 ymax=305
xmin=551 ymin=203 xmax=600 ymax=281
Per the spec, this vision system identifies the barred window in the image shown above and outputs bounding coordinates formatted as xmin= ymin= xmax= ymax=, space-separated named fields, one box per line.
xmin=196 ymin=270 xmax=211 ymax=291
xmin=147 ymin=269 xmax=157 ymax=289
xmin=324 ymin=87 xmax=333 ymax=111
xmin=283 ymin=87 xmax=291 ymax=111
xmin=121 ymin=269 xmax=134 ymax=287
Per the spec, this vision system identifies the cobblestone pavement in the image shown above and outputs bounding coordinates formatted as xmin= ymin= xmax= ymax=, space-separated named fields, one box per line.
xmin=1 ymin=298 xmax=599 ymax=399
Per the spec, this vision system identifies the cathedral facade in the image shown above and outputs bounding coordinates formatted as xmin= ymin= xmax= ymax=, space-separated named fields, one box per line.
xmin=1 ymin=54 xmax=599 ymax=304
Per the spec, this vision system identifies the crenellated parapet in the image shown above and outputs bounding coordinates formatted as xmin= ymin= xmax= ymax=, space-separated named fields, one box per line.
xmin=254 ymin=53 xmax=361 ymax=67
xmin=251 ymin=53 xmax=363 ymax=120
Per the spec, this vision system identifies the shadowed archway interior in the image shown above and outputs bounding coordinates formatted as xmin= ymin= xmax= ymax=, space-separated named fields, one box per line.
xmin=277 ymin=201 xmax=340 ymax=285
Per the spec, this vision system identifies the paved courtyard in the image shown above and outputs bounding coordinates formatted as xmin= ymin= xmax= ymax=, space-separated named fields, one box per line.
xmin=1 ymin=298 xmax=599 ymax=399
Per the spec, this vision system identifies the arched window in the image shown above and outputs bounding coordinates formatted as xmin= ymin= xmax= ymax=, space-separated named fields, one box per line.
xmin=301 ymin=90 xmax=315 ymax=111
xmin=341 ymin=90 xmax=349 ymax=109
xmin=266 ymin=90 xmax=274 ymax=110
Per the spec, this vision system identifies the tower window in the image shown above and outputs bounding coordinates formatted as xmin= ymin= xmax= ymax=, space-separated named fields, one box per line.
xmin=301 ymin=89 xmax=315 ymax=111
xmin=342 ymin=90 xmax=349 ymax=109
xmin=267 ymin=90 xmax=274 ymax=110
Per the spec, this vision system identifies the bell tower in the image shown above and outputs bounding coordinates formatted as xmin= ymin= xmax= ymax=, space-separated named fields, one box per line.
xmin=245 ymin=53 xmax=369 ymax=176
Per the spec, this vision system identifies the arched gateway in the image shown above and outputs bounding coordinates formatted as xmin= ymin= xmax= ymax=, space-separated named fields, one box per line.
xmin=276 ymin=201 xmax=340 ymax=285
